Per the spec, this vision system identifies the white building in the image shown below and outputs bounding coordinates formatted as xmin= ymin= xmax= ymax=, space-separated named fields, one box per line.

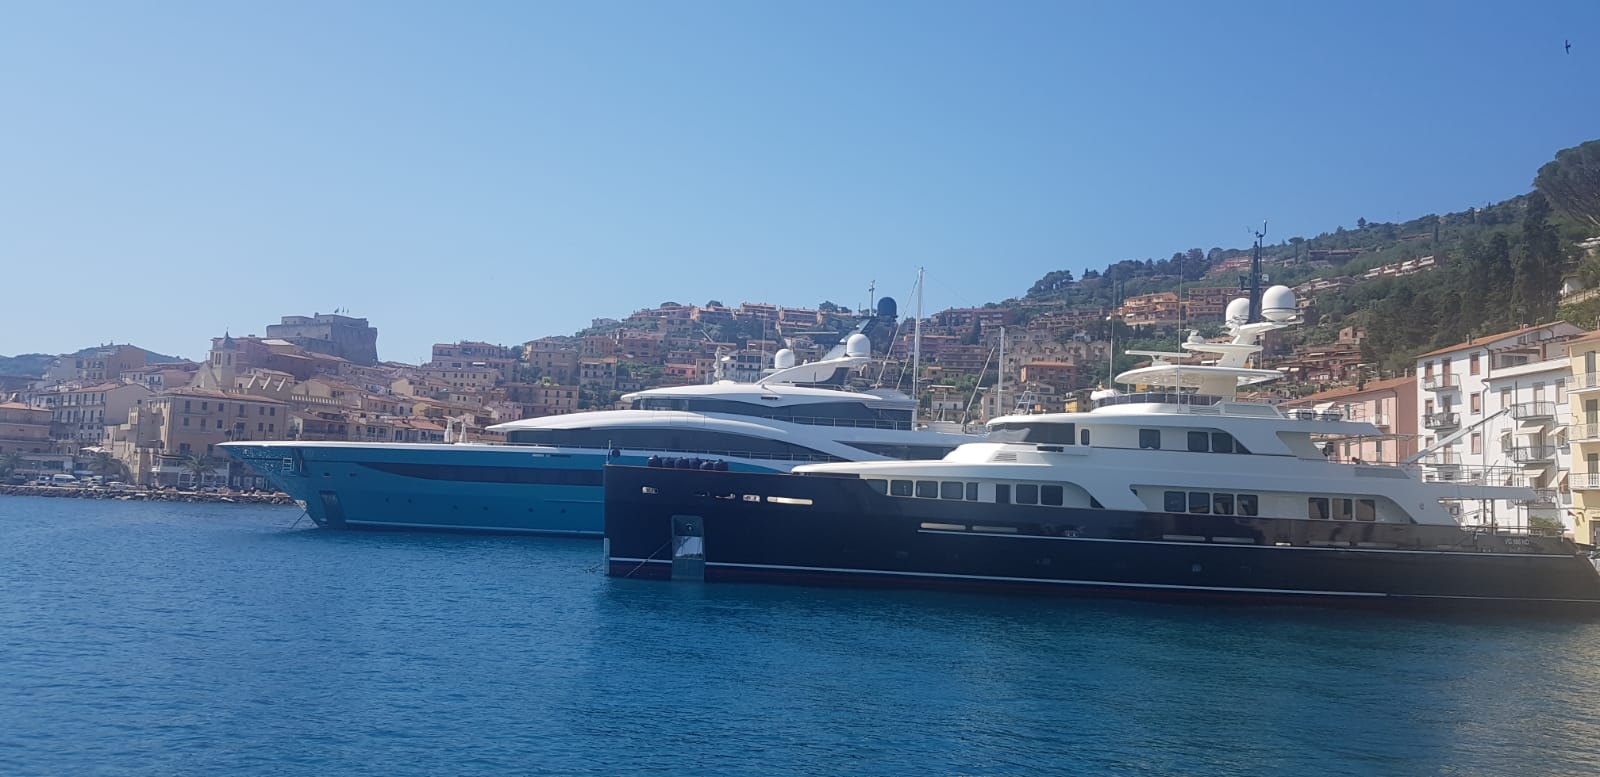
xmin=1414 ymin=322 xmax=1583 ymax=531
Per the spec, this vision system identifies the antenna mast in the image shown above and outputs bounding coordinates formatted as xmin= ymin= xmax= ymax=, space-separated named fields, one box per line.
xmin=1247 ymin=220 xmax=1268 ymax=323
xmin=912 ymin=268 xmax=923 ymax=425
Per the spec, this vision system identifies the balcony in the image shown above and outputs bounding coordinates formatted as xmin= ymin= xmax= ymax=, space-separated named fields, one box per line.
xmin=1422 ymin=450 xmax=1460 ymax=467
xmin=1512 ymin=488 xmax=1558 ymax=507
xmin=1422 ymin=374 xmax=1460 ymax=392
xmin=1572 ymin=473 xmax=1600 ymax=491
xmin=1572 ymin=372 xmax=1600 ymax=395
xmin=1508 ymin=445 xmax=1556 ymax=465
xmin=1423 ymin=411 xmax=1459 ymax=430
xmin=1573 ymin=423 xmax=1600 ymax=442
xmin=1510 ymin=401 xmax=1556 ymax=422
xmin=1369 ymin=413 xmax=1391 ymax=429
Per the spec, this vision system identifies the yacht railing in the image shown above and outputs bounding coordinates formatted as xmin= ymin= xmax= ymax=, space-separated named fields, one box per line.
xmin=524 ymin=440 xmax=844 ymax=463
xmin=635 ymin=407 xmax=914 ymax=431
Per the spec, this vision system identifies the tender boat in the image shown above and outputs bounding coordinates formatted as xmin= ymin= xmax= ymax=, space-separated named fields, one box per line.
xmin=603 ymin=287 xmax=1600 ymax=612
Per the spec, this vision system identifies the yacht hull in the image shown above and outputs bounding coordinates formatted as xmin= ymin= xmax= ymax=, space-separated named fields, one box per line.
xmin=604 ymin=466 xmax=1600 ymax=613
xmin=221 ymin=442 xmax=781 ymax=536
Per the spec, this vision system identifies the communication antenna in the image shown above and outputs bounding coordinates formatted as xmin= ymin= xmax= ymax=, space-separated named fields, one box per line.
xmin=1247 ymin=220 xmax=1268 ymax=323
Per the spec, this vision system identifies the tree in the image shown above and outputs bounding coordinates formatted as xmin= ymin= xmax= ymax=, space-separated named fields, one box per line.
xmin=1534 ymin=139 xmax=1600 ymax=227
xmin=817 ymin=301 xmax=842 ymax=313
xmin=89 ymin=451 xmax=128 ymax=482
xmin=1511 ymin=192 xmax=1564 ymax=324
xmin=0 ymin=451 xmax=21 ymax=482
xmin=1357 ymin=217 xmax=1368 ymax=230
xmin=705 ymin=300 xmax=724 ymax=308
xmin=182 ymin=454 xmax=215 ymax=488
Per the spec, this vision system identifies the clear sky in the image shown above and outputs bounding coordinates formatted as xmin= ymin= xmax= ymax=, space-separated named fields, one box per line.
xmin=3 ymin=1 xmax=1598 ymax=363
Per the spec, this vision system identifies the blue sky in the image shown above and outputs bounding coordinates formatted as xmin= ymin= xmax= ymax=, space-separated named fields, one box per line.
xmin=3 ymin=1 xmax=1597 ymax=363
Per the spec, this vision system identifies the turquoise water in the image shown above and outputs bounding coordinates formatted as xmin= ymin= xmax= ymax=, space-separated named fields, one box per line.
xmin=3 ymin=496 xmax=1600 ymax=776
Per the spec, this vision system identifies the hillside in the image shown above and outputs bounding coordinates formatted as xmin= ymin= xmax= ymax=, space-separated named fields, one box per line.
xmin=1010 ymin=139 xmax=1600 ymax=375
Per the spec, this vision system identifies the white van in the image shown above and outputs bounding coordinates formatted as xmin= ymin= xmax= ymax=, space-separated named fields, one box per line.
xmin=49 ymin=473 xmax=78 ymax=486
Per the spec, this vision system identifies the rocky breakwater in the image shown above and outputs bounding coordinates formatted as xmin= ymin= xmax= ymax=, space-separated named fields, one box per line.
xmin=0 ymin=485 xmax=298 ymax=506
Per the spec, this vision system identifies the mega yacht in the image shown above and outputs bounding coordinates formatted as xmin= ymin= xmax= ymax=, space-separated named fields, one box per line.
xmin=221 ymin=325 xmax=980 ymax=536
xmin=604 ymin=287 xmax=1600 ymax=612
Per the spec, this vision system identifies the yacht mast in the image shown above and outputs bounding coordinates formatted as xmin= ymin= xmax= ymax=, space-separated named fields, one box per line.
xmin=912 ymin=267 xmax=923 ymax=424
xmin=996 ymin=325 xmax=1005 ymax=417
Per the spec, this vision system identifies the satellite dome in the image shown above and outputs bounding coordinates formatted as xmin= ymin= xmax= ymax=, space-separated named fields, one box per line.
xmin=1225 ymin=298 xmax=1251 ymax=325
xmin=1261 ymin=285 xmax=1298 ymax=322
xmin=845 ymin=333 xmax=871 ymax=358
xmin=773 ymin=349 xmax=796 ymax=369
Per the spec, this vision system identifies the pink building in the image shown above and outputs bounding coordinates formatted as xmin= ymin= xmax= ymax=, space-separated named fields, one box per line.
xmin=1279 ymin=376 xmax=1417 ymax=464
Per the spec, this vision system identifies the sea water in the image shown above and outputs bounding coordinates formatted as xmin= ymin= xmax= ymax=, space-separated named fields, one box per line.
xmin=3 ymin=496 xmax=1599 ymax=776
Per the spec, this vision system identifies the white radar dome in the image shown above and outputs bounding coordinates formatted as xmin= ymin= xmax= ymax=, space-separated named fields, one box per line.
xmin=1225 ymin=298 xmax=1251 ymax=325
xmin=773 ymin=349 xmax=796 ymax=369
xmin=845 ymin=333 xmax=871 ymax=358
xmin=1261 ymin=285 xmax=1298 ymax=322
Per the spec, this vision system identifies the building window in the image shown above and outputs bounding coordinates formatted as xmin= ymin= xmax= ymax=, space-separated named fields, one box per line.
xmin=1469 ymin=354 xmax=1480 ymax=375
xmin=1500 ymin=389 xmax=1511 ymax=408
xmin=1471 ymin=393 xmax=1481 ymax=414
xmin=1471 ymin=433 xmax=1481 ymax=454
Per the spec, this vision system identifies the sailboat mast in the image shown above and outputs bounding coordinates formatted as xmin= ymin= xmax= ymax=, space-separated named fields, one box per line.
xmin=912 ymin=267 xmax=923 ymax=424
xmin=996 ymin=325 xmax=1005 ymax=417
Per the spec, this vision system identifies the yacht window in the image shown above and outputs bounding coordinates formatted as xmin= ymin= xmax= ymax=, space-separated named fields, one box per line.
xmin=1356 ymin=499 xmax=1377 ymax=522
xmin=1211 ymin=432 xmax=1235 ymax=454
xmin=996 ymin=484 xmax=1010 ymax=504
xmin=890 ymin=480 xmax=913 ymax=497
xmin=989 ymin=422 xmax=1075 ymax=445
xmin=916 ymin=481 xmax=939 ymax=499
xmin=1238 ymin=494 xmax=1259 ymax=517
xmin=965 ymin=482 xmax=979 ymax=501
xmin=1041 ymin=485 xmax=1064 ymax=506
xmin=1333 ymin=498 xmax=1353 ymax=521
xmin=1308 ymin=497 xmax=1330 ymax=520
xmin=1164 ymin=491 xmax=1186 ymax=512
xmin=1188 ymin=491 xmax=1210 ymax=514
xmin=1187 ymin=432 xmax=1208 ymax=452
xmin=1080 ymin=429 xmax=1090 ymax=446
xmin=866 ymin=479 xmax=887 ymax=495
xmin=941 ymin=481 xmax=964 ymax=500
xmin=1016 ymin=484 xmax=1039 ymax=505
xmin=1140 ymin=429 xmax=1161 ymax=449
xmin=1213 ymin=493 xmax=1234 ymax=516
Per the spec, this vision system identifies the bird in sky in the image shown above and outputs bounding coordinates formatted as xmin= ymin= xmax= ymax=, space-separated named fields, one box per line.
xmin=1566 ymin=39 xmax=1572 ymax=54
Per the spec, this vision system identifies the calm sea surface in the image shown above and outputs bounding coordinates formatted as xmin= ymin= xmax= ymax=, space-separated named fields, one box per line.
xmin=4 ymin=496 xmax=1600 ymax=776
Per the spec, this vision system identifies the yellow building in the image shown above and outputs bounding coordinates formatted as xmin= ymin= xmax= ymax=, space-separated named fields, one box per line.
xmin=1568 ymin=331 xmax=1600 ymax=546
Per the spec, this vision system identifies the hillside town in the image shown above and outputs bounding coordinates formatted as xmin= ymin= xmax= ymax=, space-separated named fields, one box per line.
xmin=8 ymin=243 xmax=1600 ymax=543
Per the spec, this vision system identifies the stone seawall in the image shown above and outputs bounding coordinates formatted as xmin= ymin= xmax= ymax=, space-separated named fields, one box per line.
xmin=0 ymin=485 xmax=298 ymax=506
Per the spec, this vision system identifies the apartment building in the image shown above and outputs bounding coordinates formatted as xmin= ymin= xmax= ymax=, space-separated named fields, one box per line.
xmin=1279 ymin=376 xmax=1417 ymax=464
xmin=25 ymin=382 xmax=155 ymax=444
xmin=1567 ymin=332 xmax=1600 ymax=545
xmin=1414 ymin=322 xmax=1583 ymax=532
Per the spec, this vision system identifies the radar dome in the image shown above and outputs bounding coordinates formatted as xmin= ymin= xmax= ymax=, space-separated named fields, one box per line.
xmin=1225 ymin=298 xmax=1250 ymax=325
xmin=1261 ymin=285 xmax=1298 ymax=322
xmin=876 ymin=297 xmax=898 ymax=320
xmin=845 ymin=333 xmax=871 ymax=358
xmin=773 ymin=349 xmax=796 ymax=369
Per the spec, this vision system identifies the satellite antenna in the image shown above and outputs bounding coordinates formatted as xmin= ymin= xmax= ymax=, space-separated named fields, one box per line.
xmin=1247 ymin=220 xmax=1267 ymax=323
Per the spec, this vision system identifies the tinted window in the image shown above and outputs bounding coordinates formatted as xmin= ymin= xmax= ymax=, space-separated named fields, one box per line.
xmin=916 ymin=481 xmax=939 ymax=498
xmin=360 ymin=463 xmax=601 ymax=486
xmin=1016 ymin=484 xmax=1039 ymax=505
xmin=1164 ymin=490 xmax=1185 ymax=512
xmin=1188 ymin=491 xmax=1210 ymax=514
xmin=1140 ymin=429 xmax=1161 ymax=449
xmin=866 ymin=479 xmax=887 ymax=495
xmin=995 ymin=484 xmax=1010 ymax=504
xmin=1356 ymin=499 xmax=1377 ymax=522
xmin=504 ymin=427 xmax=839 ymax=462
xmin=1187 ymin=431 xmax=1208 ymax=452
xmin=1079 ymin=429 xmax=1090 ymax=446
xmin=1041 ymin=485 xmax=1064 ymax=506
xmin=890 ymin=480 xmax=913 ymax=496
xmin=1238 ymin=494 xmax=1259 ymax=517
xmin=941 ymin=481 xmax=964 ymax=500
xmin=1308 ymin=497 xmax=1329 ymax=520
xmin=1212 ymin=493 xmax=1234 ymax=516
xmin=989 ymin=422 xmax=1076 ymax=445
xmin=1211 ymin=432 xmax=1234 ymax=453
xmin=1334 ymin=498 xmax=1353 ymax=521
xmin=964 ymin=482 xmax=979 ymax=501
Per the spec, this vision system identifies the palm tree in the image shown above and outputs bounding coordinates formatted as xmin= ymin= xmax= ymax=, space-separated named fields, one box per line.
xmin=90 ymin=451 xmax=127 ymax=480
xmin=0 ymin=451 xmax=22 ymax=482
xmin=181 ymin=453 xmax=214 ymax=489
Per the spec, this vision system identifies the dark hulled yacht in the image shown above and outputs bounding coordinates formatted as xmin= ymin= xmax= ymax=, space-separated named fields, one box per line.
xmin=604 ymin=287 xmax=1600 ymax=612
